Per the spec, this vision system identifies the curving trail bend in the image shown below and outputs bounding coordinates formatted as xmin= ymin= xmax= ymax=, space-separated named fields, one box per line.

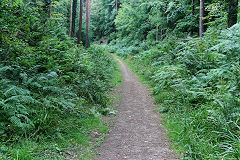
xmin=96 ymin=57 xmax=178 ymax=160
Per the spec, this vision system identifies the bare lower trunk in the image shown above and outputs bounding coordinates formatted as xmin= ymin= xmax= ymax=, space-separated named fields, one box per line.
xmin=165 ymin=2 xmax=169 ymax=38
xmin=190 ymin=0 xmax=194 ymax=35
xmin=228 ymin=0 xmax=238 ymax=28
xmin=160 ymin=28 xmax=163 ymax=41
xmin=78 ymin=0 xmax=83 ymax=44
xmin=199 ymin=0 xmax=204 ymax=38
xmin=192 ymin=0 xmax=195 ymax=15
xmin=71 ymin=0 xmax=77 ymax=37
xmin=69 ymin=0 xmax=73 ymax=37
xmin=48 ymin=3 xmax=51 ymax=18
xmin=86 ymin=0 xmax=91 ymax=48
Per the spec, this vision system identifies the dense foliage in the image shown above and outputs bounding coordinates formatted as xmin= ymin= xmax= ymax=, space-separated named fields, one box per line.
xmin=0 ymin=0 xmax=116 ymax=158
xmin=107 ymin=0 xmax=240 ymax=159
xmin=91 ymin=0 xmax=117 ymax=41
xmin=1 ymin=0 xmax=240 ymax=159
xmin=67 ymin=0 xmax=119 ymax=44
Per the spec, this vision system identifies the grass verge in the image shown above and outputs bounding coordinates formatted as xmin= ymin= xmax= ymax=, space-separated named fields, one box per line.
xmin=0 ymin=115 xmax=108 ymax=160
xmin=120 ymin=55 xmax=240 ymax=159
xmin=118 ymin=56 xmax=183 ymax=158
xmin=111 ymin=56 xmax=123 ymax=87
xmin=0 ymin=54 xmax=122 ymax=160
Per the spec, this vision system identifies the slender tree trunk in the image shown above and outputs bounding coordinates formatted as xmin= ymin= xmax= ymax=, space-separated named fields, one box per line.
xmin=190 ymin=0 xmax=195 ymax=35
xmin=160 ymin=27 xmax=163 ymax=41
xmin=228 ymin=0 xmax=238 ymax=28
xmin=86 ymin=0 xmax=91 ymax=48
xmin=116 ymin=0 xmax=118 ymax=11
xmin=165 ymin=2 xmax=169 ymax=38
xmin=192 ymin=0 xmax=195 ymax=15
xmin=78 ymin=0 xmax=83 ymax=44
xmin=156 ymin=26 xmax=159 ymax=41
xmin=72 ymin=0 xmax=77 ymax=36
xmin=69 ymin=0 xmax=73 ymax=37
xmin=48 ymin=2 xmax=51 ymax=18
xmin=69 ymin=0 xmax=77 ymax=37
xmin=199 ymin=0 xmax=204 ymax=38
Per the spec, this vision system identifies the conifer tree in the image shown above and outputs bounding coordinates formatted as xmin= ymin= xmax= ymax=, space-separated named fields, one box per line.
xmin=78 ymin=0 xmax=83 ymax=44
xmin=69 ymin=0 xmax=77 ymax=37
xmin=69 ymin=0 xmax=73 ymax=36
xmin=86 ymin=0 xmax=91 ymax=48
xmin=199 ymin=0 xmax=204 ymax=38
xmin=227 ymin=0 xmax=238 ymax=28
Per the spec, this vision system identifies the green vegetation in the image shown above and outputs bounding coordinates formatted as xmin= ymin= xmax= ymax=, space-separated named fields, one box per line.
xmin=0 ymin=0 xmax=119 ymax=159
xmin=0 ymin=116 xmax=109 ymax=159
xmin=106 ymin=0 xmax=240 ymax=159
xmin=119 ymin=32 xmax=240 ymax=159
xmin=111 ymin=56 xmax=123 ymax=87
xmin=2 ymin=0 xmax=240 ymax=159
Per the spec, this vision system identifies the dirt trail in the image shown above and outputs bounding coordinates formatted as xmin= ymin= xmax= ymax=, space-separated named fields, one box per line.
xmin=96 ymin=57 xmax=178 ymax=160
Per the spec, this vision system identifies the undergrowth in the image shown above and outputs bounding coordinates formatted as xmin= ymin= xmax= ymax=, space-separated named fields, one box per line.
xmin=0 ymin=1 xmax=118 ymax=159
xmin=109 ymin=23 xmax=240 ymax=159
xmin=0 ymin=45 xmax=119 ymax=159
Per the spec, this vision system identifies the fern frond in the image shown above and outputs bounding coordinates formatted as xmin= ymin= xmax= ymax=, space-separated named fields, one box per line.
xmin=48 ymin=97 xmax=76 ymax=110
xmin=0 ymin=66 xmax=14 ymax=73
xmin=9 ymin=116 xmax=28 ymax=129
xmin=4 ymin=86 xmax=30 ymax=97
xmin=5 ymin=95 xmax=39 ymax=104
xmin=43 ymin=86 xmax=62 ymax=93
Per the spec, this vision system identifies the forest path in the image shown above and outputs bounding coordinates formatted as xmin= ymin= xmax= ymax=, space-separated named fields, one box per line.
xmin=96 ymin=57 xmax=177 ymax=160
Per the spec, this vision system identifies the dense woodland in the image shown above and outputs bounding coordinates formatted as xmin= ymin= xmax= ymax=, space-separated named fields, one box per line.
xmin=1 ymin=0 xmax=240 ymax=159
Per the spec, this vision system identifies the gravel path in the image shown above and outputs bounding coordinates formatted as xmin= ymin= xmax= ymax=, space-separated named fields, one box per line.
xmin=96 ymin=57 xmax=178 ymax=160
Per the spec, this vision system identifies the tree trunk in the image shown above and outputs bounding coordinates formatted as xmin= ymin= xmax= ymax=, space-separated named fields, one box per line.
xmin=190 ymin=0 xmax=194 ymax=35
xmin=48 ymin=2 xmax=51 ymax=18
xmin=72 ymin=0 xmax=77 ymax=36
xmin=116 ymin=0 xmax=118 ymax=11
xmin=165 ymin=2 xmax=169 ymax=38
xmin=86 ymin=0 xmax=91 ymax=48
xmin=192 ymin=0 xmax=195 ymax=15
xmin=78 ymin=0 xmax=83 ymax=44
xmin=156 ymin=26 xmax=159 ymax=41
xmin=69 ymin=0 xmax=77 ymax=37
xmin=69 ymin=0 xmax=73 ymax=37
xmin=199 ymin=0 xmax=204 ymax=38
xmin=228 ymin=0 xmax=238 ymax=28
xmin=160 ymin=27 xmax=163 ymax=41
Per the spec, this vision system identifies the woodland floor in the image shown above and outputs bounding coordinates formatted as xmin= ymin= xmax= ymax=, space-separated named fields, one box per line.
xmin=96 ymin=57 xmax=178 ymax=160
